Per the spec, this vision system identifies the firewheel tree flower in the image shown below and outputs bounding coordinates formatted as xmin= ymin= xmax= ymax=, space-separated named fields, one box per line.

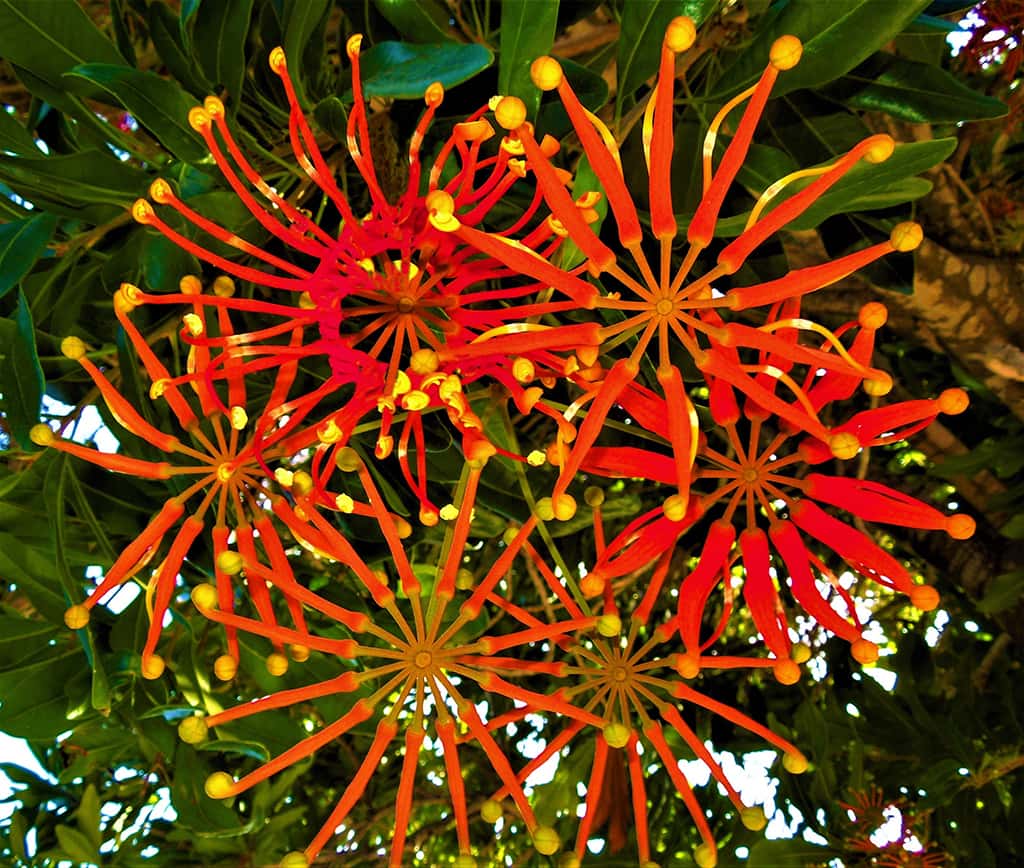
xmin=471 ymin=487 xmax=807 ymax=868
xmin=177 ymin=443 xmax=614 ymax=867
xmin=576 ymin=308 xmax=975 ymax=678
xmin=29 ymin=279 xmax=338 ymax=681
xmin=433 ymin=17 xmax=923 ymax=522
xmin=129 ymin=37 xmax=604 ymax=519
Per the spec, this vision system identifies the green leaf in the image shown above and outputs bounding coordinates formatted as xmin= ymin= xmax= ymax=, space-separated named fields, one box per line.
xmin=712 ymin=0 xmax=932 ymax=97
xmin=499 ymin=0 xmax=559 ymax=119
xmin=281 ymin=0 xmax=332 ymax=104
xmin=747 ymin=838 xmax=835 ymax=867
xmin=0 ymin=109 xmax=41 ymax=156
xmin=617 ymin=1 xmax=716 ymax=113
xmin=0 ymin=532 xmax=67 ymax=622
xmin=826 ymin=53 xmax=1008 ymax=123
xmin=0 ymin=212 xmax=57 ymax=301
xmin=371 ymin=0 xmax=457 ymax=43
xmin=2 ymin=290 xmax=44 ymax=449
xmin=358 ymin=42 xmax=494 ymax=100
xmin=1000 ymin=514 xmax=1024 ymax=539
xmin=196 ymin=738 xmax=272 ymax=762
xmin=193 ymin=0 xmax=255 ymax=103
xmin=64 ymin=64 xmax=208 ymax=161
xmin=77 ymin=784 xmax=103 ymax=851
xmin=147 ymin=0 xmax=212 ymax=97
xmin=977 ymin=569 xmax=1024 ymax=615
xmin=0 ymin=0 xmax=124 ymax=87
xmin=54 ymin=825 xmax=100 ymax=864
xmin=0 ymin=645 xmax=83 ymax=738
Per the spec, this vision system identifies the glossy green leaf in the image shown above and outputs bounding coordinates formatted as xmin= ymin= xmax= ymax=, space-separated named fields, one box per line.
xmin=3 ymin=290 xmax=44 ymax=450
xmin=372 ymin=0 xmax=457 ymax=43
xmin=0 ymin=644 xmax=83 ymax=738
xmin=827 ymin=53 xmax=1008 ymax=123
xmin=147 ymin=0 xmax=212 ymax=97
xmin=358 ymin=42 xmax=494 ymax=99
xmin=64 ymin=64 xmax=208 ymax=161
xmin=0 ymin=0 xmax=123 ymax=87
xmin=0 ymin=212 xmax=56 ymax=301
xmin=0 ymin=109 xmax=41 ymax=156
xmin=196 ymin=738 xmax=272 ymax=762
xmin=193 ymin=0 xmax=255 ymax=103
xmin=712 ymin=0 xmax=931 ymax=97
xmin=747 ymin=838 xmax=835 ymax=867
xmin=54 ymin=825 xmax=100 ymax=864
xmin=617 ymin=0 xmax=716 ymax=113
xmin=977 ymin=569 xmax=1024 ymax=615
xmin=499 ymin=0 xmax=559 ymax=119
xmin=281 ymin=0 xmax=332 ymax=104
xmin=77 ymin=784 xmax=102 ymax=850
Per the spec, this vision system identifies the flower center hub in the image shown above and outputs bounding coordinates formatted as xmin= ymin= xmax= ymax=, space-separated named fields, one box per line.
xmin=610 ymin=664 xmax=629 ymax=683
xmin=216 ymin=462 xmax=235 ymax=483
xmin=741 ymin=467 xmax=760 ymax=484
xmin=413 ymin=650 xmax=433 ymax=670
xmin=655 ymin=298 xmax=674 ymax=317
xmin=397 ymin=295 xmax=416 ymax=313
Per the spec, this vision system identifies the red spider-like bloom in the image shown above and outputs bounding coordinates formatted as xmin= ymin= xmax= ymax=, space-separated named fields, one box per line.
xmin=470 ymin=488 xmax=805 ymax=868
xmin=129 ymin=38 xmax=602 ymax=515
xmin=28 ymin=280 xmax=344 ymax=681
xmin=178 ymin=444 xmax=607 ymax=867
xmin=433 ymin=17 xmax=922 ymax=520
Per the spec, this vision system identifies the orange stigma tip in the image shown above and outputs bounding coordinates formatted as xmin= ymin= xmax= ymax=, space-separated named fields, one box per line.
xmin=851 ymin=639 xmax=879 ymax=665
xmin=858 ymin=302 xmax=888 ymax=329
xmin=580 ymin=573 xmax=605 ymax=597
xmin=141 ymin=654 xmax=165 ymax=680
xmin=187 ymin=106 xmax=211 ymax=130
xmin=828 ymin=431 xmax=861 ymax=460
xmin=864 ymin=134 xmax=895 ymax=163
xmin=946 ymin=514 xmax=975 ymax=540
xmin=910 ymin=585 xmax=941 ymax=611
xmin=890 ymin=221 xmax=923 ymax=252
xmin=676 ymin=654 xmax=700 ymax=678
xmin=769 ymin=35 xmax=803 ymax=70
xmin=266 ymin=653 xmax=289 ymax=677
xmin=149 ymin=178 xmax=173 ymax=203
xmin=203 ymin=95 xmax=224 ymax=118
xmin=268 ymin=46 xmax=287 ymax=72
xmin=420 ymin=508 xmax=439 ymax=527
xmin=665 ymin=16 xmax=697 ymax=52
xmin=178 ymin=715 xmax=209 ymax=744
xmin=214 ymin=654 xmax=238 ymax=681
xmin=603 ymin=722 xmax=631 ymax=749
xmin=774 ymin=659 xmax=801 ymax=685
xmin=494 ymin=96 xmax=527 ymax=130
xmin=191 ymin=583 xmax=219 ymax=611
xmin=694 ymin=843 xmax=718 ymax=868
xmin=530 ymin=56 xmax=563 ymax=91
xmin=532 ymin=826 xmax=560 ymax=856
xmin=131 ymin=199 xmax=154 ymax=223
xmin=204 ymin=771 xmax=235 ymax=800
xmin=424 ymin=81 xmax=444 ymax=106
xmin=938 ymin=388 xmax=969 ymax=415
xmin=64 ymin=604 xmax=90 ymax=630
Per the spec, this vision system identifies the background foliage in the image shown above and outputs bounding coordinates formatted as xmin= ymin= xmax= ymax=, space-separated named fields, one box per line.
xmin=0 ymin=0 xmax=1021 ymax=865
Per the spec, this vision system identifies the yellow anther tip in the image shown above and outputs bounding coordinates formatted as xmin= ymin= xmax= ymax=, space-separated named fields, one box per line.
xmin=741 ymin=807 xmax=768 ymax=831
xmin=663 ymin=493 xmax=687 ymax=522
xmin=346 ymin=34 xmax=363 ymax=58
xmin=215 ymin=551 xmax=244 ymax=576
xmin=526 ymin=449 xmax=546 ymax=467
xmin=530 ymin=56 xmax=563 ymax=91
xmin=183 ymin=313 xmax=204 ymax=337
xmin=946 ymin=514 xmax=975 ymax=540
xmin=665 ymin=16 xmax=697 ymax=53
xmin=131 ymin=199 xmax=154 ymax=223
xmin=532 ymin=825 xmax=560 ymax=856
xmin=141 ymin=654 xmax=165 ymax=680
xmin=149 ymin=178 xmax=173 ymax=203
xmin=424 ymin=81 xmax=444 ymax=106
xmin=292 ymin=470 xmax=313 ymax=496
xmin=494 ymin=96 xmax=528 ymax=130
xmin=480 ymin=799 xmax=503 ymax=824
xmin=187 ymin=106 xmax=211 ymax=131
xmin=269 ymin=46 xmax=287 ymax=73
xmin=863 ymin=372 xmax=892 ymax=397
xmin=783 ymin=752 xmax=808 ymax=774
xmin=552 ymin=493 xmax=577 ymax=521
xmin=694 ymin=843 xmax=718 ymax=868
xmin=791 ymin=643 xmax=812 ymax=664
xmin=179 ymin=275 xmax=202 ymax=295
xmin=938 ymin=388 xmax=969 ymax=415
xmin=676 ymin=654 xmax=700 ymax=679
xmin=584 ymin=486 xmax=605 ymax=507
xmin=203 ymin=95 xmax=224 ymax=118
xmin=769 ymin=35 xmax=803 ymax=70
xmin=580 ymin=573 xmax=606 ymax=598
xmin=890 ymin=221 xmax=923 ymax=252
xmin=773 ymin=659 xmax=801 ymax=685
xmin=64 ymin=604 xmax=90 ymax=630
xmin=512 ymin=357 xmax=535 ymax=384
xmin=910 ymin=584 xmax=941 ymax=611
xmin=204 ymin=771 xmax=235 ymax=800
xmin=214 ymin=654 xmax=238 ymax=681
xmin=335 ymin=447 xmax=362 ymax=472
xmin=30 ymin=423 xmax=56 ymax=447
xmin=289 ymin=643 xmax=310 ymax=662
xmin=266 ymin=652 xmax=289 ymax=677
xmin=858 ymin=302 xmax=888 ymax=330
xmin=212 ymin=275 xmax=236 ymax=297
xmin=851 ymin=639 xmax=879 ymax=665
xmin=191 ymin=583 xmax=219 ymax=611
xmin=596 ymin=614 xmax=622 ymax=637
xmin=178 ymin=715 xmax=209 ymax=744
xmin=865 ymin=134 xmax=895 ymax=164
xmin=280 ymin=852 xmax=309 ymax=868
xmin=229 ymin=406 xmax=248 ymax=431
xmin=828 ymin=431 xmax=861 ymax=460
xmin=602 ymin=722 xmax=631 ymax=749
xmin=439 ymin=503 xmax=459 ymax=522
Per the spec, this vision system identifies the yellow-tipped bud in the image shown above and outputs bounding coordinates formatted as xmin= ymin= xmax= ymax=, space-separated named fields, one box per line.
xmin=532 ymin=825 xmax=560 ymax=856
xmin=527 ymin=450 xmax=546 ymax=467
xmin=266 ymin=652 xmax=289 ymax=677
xmin=946 ymin=514 xmax=975 ymax=540
xmin=424 ymin=81 xmax=444 ymax=107
xmin=228 ymin=406 xmax=247 ymax=430
xmin=741 ymin=807 xmax=768 ymax=831
xmin=183 ymin=313 xmax=204 ymax=337
xmin=395 ymin=517 xmax=413 ymax=538
xmin=141 ymin=654 xmax=165 ymax=680
xmin=292 ymin=471 xmax=313 ymax=496
xmin=30 ymin=423 xmax=56 ymax=447
xmin=864 ymin=134 xmax=895 ymax=164
xmin=603 ymin=722 xmax=631 ymax=749
xmin=131 ymin=198 xmax=154 ymax=224
xmin=665 ymin=16 xmax=697 ymax=53
xmin=480 ymin=799 xmax=503 ymax=824
xmin=214 ymin=654 xmax=238 ymax=681
xmin=530 ymin=56 xmax=564 ymax=91
xmin=179 ymin=274 xmax=202 ymax=295
xmin=791 ymin=643 xmax=812 ymax=664
xmin=280 ymin=852 xmax=308 ymax=868
xmin=580 ymin=572 xmax=605 ymax=598
xmin=289 ymin=643 xmax=309 ymax=661
xmin=535 ymin=497 xmax=555 ymax=521
xmin=890 ymin=221 xmax=923 ymax=252
xmin=187 ymin=106 xmax=211 ymax=131
xmin=769 ymin=35 xmax=802 ymax=70
xmin=676 ymin=654 xmax=700 ymax=679
xmin=512 ymin=357 xmax=535 ymax=383
xmin=851 ymin=639 xmax=879 ymax=665
xmin=212 ymin=275 xmax=236 ymax=297
xmin=61 ymin=336 xmax=87 ymax=360
xmin=191 ymin=583 xmax=219 ymax=611
xmin=863 ymin=372 xmax=892 ymax=397
xmin=694 ymin=843 xmax=717 ymax=868
xmin=204 ymin=771 xmax=235 ymax=800
xmin=828 ymin=431 xmax=860 ymax=460
xmin=783 ymin=752 xmax=808 ymax=774
xmin=439 ymin=503 xmax=459 ymax=522
xmin=910 ymin=584 xmax=940 ymax=611
xmin=149 ymin=178 xmax=173 ymax=203
xmin=64 ymin=604 xmax=90 ymax=630
xmin=938 ymin=388 xmax=969 ymax=415
xmin=858 ymin=302 xmax=888 ymax=330
xmin=663 ymin=493 xmax=687 ymax=522
xmin=178 ymin=715 xmax=209 ymax=744
xmin=774 ymin=659 xmax=801 ymax=685
xmin=552 ymin=493 xmax=577 ymax=521
xmin=216 ymin=551 xmax=244 ymax=576
xmin=269 ymin=46 xmax=287 ymax=73
xmin=336 ymin=447 xmax=362 ymax=472
xmin=494 ymin=96 xmax=527 ymax=130
xmin=584 ymin=486 xmax=605 ymax=507
xmin=596 ymin=614 xmax=622 ymax=637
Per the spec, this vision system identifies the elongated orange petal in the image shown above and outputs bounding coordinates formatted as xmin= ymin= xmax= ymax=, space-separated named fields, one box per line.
xmin=390 ymin=726 xmax=425 ymax=866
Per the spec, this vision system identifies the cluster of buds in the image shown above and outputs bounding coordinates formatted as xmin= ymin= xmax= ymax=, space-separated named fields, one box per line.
xmin=37 ymin=16 xmax=973 ymax=868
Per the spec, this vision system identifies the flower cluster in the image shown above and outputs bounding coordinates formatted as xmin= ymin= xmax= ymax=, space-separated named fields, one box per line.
xmin=37 ymin=17 xmax=974 ymax=868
